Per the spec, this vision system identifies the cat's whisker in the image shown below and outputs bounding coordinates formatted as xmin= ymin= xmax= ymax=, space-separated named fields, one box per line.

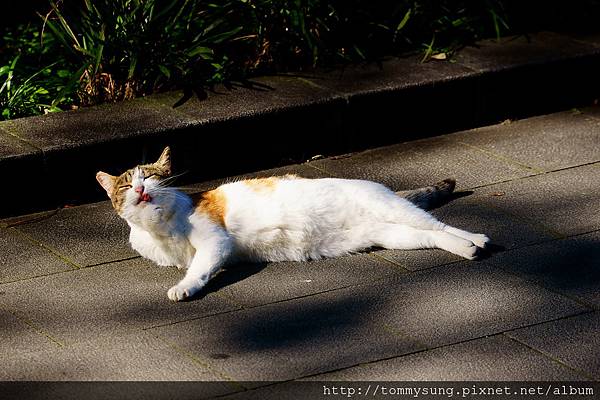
xmin=157 ymin=171 xmax=188 ymax=188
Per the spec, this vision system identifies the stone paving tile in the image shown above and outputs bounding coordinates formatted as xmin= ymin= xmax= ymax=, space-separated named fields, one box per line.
xmin=308 ymin=136 xmax=532 ymax=192
xmin=452 ymin=110 xmax=600 ymax=172
xmin=0 ymin=130 xmax=47 ymax=217
xmin=368 ymin=262 xmax=587 ymax=348
xmin=0 ymin=258 xmax=239 ymax=345
xmin=0 ymin=227 xmax=73 ymax=283
xmin=507 ymin=312 xmax=600 ymax=379
xmin=150 ymin=75 xmax=342 ymax=123
xmin=374 ymin=193 xmax=554 ymax=271
xmin=292 ymin=57 xmax=480 ymax=150
xmin=153 ymin=261 xmax=585 ymax=382
xmin=311 ymin=335 xmax=585 ymax=381
xmin=214 ymin=253 xmax=403 ymax=308
xmin=454 ymin=32 xmax=598 ymax=73
xmin=0 ymin=127 xmax=40 ymax=159
xmin=0 ymin=331 xmax=231 ymax=383
xmin=182 ymin=163 xmax=330 ymax=193
xmin=0 ymin=98 xmax=192 ymax=152
xmin=297 ymin=55 xmax=475 ymax=95
xmin=0 ymin=307 xmax=60 ymax=356
xmin=474 ymin=164 xmax=600 ymax=237
xmin=153 ymin=287 xmax=424 ymax=382
xmin=487 ymin=231 xmax=600 ymax=308
xmin=14 ymin=201 xmax=136 ymax=267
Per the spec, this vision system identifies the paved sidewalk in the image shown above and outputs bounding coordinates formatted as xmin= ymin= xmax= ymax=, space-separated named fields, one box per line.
xmin=1 ymin=107 xmax=599 ymax=394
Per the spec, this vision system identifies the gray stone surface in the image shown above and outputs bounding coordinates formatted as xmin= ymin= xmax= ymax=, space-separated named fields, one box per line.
xmin=150 ymin=75 xmax=342 ymax=123
xmin=15 ymin=201 xmax=136 ymax=267
xmin=0 ymin=330 xmax=235 ymax=384
xmin=0 ymin=307 xmax=60 ymax=355
xmin=488 ymin=231 xmax=600 ymax=308
xmin=297 ymin=55 xmax=475 ymax=95
xmin=507 ymin=312 xmax=600 ymax=379
xmin=0 ymin=130 xmax=47 ymax=217
xmin=0 ymin=98 xmax=192 ymax=152
xmin=0 ymin=227 xmax=74 ymax=283
xmin=309 ymin=136 xmax=532 ymax=191
xmin=215 ymin=253 xmax=403 ymax=308
xmin=0 ymin=258 xmax=239 ymax=345
xmin=153 ymin=261 xmax=585 ymax=382
xmin=452 ymin=110 xmax=600 ymax=171
xmin=0 ymin=128 xmax=40 ymax=159
xmin=368 ymin=262 xmax=587 ymax=348
xmin=153 ymin=287 xmax=424 ymax=382
xmin=475 ymin=164 xmax=600 ymax=237
xmin=374 ymin=192 xmax=554 ymax=271
xmin=454 ymin=32 xmax=599 ymax=73
xmin=372 ymin=248 xmax=462 ymax=274
xmin=314 ymin=335 xmax=586 ymax=380
xmin=2 ymin=101 xmax=599 ymax=383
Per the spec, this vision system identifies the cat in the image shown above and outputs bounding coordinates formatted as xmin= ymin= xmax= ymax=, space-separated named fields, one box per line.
xmin=96 ymin=147 xmax=490 ymax=301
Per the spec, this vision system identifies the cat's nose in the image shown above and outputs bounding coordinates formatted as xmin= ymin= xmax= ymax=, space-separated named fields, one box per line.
xmin=134 ymin=186 xmax=144 ymax=194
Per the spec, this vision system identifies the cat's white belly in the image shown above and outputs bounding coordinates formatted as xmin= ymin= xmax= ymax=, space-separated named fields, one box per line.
xmin=221 ymin=178 xmax=394 ymax=262
xmin=230 ymin=226 xmax=314 ymax=262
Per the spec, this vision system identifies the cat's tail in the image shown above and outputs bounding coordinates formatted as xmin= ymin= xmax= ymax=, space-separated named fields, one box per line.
xmin=396 ymin=178 xmax=456 ymax=210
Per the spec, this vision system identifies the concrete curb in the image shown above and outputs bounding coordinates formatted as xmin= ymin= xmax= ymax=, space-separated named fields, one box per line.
xmin=1 ymin=31 xmax=600 ymax=217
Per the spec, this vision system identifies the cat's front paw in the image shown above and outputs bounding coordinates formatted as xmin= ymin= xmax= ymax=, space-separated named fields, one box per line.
xmin=167 ymin=279 xmax=206 ymax=301
xmin=167 ymin=282 xmax=202 ymax=302
xmin=167 ymin=285 xmax=189 ymax=301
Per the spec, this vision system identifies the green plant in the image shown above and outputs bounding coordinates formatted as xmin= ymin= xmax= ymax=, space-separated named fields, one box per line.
xmin=1 ymin=0 xmax=512 ymax=119
xmin=43 ymin=0 xmax=252 ymax=105
xmin=0 ymin=55 xmax=77 ymax=119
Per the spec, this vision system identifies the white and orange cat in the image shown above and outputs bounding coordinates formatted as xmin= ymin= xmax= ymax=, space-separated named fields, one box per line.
xmin=96 ymin=147 xmax=490 ymax=301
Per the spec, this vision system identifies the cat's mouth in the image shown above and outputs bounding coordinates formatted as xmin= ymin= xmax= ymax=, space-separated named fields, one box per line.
xmin=137 ymin=193 xmax=153 ymax=204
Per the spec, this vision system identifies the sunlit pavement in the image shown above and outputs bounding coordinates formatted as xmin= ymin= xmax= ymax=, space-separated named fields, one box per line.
xmin=1 ymin=107 xmax=599 ymax=392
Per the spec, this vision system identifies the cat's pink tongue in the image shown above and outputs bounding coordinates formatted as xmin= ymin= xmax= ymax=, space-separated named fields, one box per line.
xmin=140 ymin=193 xmax=152 ymax=203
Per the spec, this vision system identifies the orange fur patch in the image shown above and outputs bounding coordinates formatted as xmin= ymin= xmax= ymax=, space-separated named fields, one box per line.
xmin=243 ymin=174 xmax=298 ymax=193
xmin=243 ymin=177 xmax=280 ymax=193
xmin=192 ymin=189 xmax=227 ymax=227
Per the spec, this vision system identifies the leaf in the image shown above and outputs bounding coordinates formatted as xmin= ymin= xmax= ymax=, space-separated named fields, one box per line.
xmin=396 ymin=8 xmax=411 ymax=32
xmin=204 ymin=26 xmax=243 ymax=44
xmin=187 ymin=46 xmax=214 ymax=59
xmin=158 ymin=65 xmax=171 ymax=79
xmin=421 ymin=35 xmax=436 ymax=63
xmin=430 ymin=53 xmax=447 ymax=60
xmin=353 ymin=45 xmax=366 ymax=60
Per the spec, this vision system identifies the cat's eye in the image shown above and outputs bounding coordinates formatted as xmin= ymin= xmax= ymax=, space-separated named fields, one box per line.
xmin=144 ymin=173 xmax=158 ymax=180
xmin=117 ymin=185 xmax=132 ymax=191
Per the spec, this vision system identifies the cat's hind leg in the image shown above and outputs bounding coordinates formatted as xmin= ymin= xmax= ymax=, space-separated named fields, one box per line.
xmin=369 ymin=223 xmax=480 ymax=260
xmin=381 ymin=197 xmax=490 ymax=250
xmin=442 ymin=225 xmax=490 ymax=249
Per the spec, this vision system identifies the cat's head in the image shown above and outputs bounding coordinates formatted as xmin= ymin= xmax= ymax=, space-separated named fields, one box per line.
xmin=96 ymin=147 xmax=176 ymax=222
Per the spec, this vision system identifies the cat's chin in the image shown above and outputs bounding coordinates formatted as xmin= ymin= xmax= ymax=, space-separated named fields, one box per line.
xmin=121 ymin=201 xmax=164 ymax=224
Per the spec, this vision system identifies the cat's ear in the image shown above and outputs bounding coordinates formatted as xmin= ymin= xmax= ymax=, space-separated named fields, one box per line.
xmin=155 ymin=146 xmax=172 ymax=176
xmin=96 ymin=171 xmax=116 ymax=198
